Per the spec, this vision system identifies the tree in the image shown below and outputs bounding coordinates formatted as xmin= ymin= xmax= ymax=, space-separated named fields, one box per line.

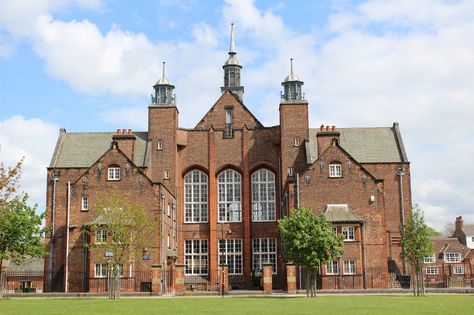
xmin=427 ymin=226 xmax=442 ymax=237
xmin=443 ymin=222 xmax=455 ymax=237
xmin=0 ymin=157 xmax=47 ymax=299
xmin=401 ymin=205 xmax=432 ymax=296
xmin=279 ymin=207 xmax=344 ymax=297
xmin=89 ymin=193 xmax=157 ymax=299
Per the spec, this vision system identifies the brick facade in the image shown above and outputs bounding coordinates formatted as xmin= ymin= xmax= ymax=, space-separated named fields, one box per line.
xmin=44 ymin=43 xmax=413 ymax=293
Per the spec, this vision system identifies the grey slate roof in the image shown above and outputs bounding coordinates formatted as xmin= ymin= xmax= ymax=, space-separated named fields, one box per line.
xmin=307 ymin=123 xmax=408 ymax=165
xmin=50 ymin=131 xmax=149 ymax=168
xmin=463 ymin=224 xmax=474 ymax=235
xmin=6 ymin=257 xmax=44 ymax=273
xmin=324 ymin=204 xmax=363 ymax=223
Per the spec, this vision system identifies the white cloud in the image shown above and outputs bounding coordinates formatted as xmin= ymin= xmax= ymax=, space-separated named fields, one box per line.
xmin=0 ymin=0 xmax=473 ymax=232
xmin=0 ymin=116 xmax=59 ymax=211
xmin=99 ymin=106 xmax=147 ymax=130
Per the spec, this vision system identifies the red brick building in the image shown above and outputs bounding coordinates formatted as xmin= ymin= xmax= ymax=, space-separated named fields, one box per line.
xmin=43 ymin=25 xmax=412 ymax=292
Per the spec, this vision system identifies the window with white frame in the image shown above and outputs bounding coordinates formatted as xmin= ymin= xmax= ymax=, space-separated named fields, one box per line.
xmin=219 ymin=239 xmax=243 ymax=275
xmin=342 ymin=226 xmax=355 ymax=241
xmin=293 ymin=138 xmax=300 ymax=146
xmin=167 ymin=234 xmax=170 ymax=248
xmin=95 ymin=229 xmax=107 ymax=244
xmin=185 ymin=239 xmax=208 ymax=275
xmin=95 ymin=263 xmax=107 ymax=278
xmin=108 ymin=166 xmax=120 ymax=180
xmin=251 ymin=169 xmax=276 ymax=221
xmin=425 ymin=266 xmax=438 ymax=275
xmin=184 ymin=170 xmax=208 ymax=223
xmin=109 ymin=263 xmax=124 ymax=278
xmin=343 ymin=260 xmax=356 ymax=275
xmin=444 ymin=252 xmax=461 ymax=263
xmin=471 ymin=236 xmax=474 ymax=242
xmin=218 ymin=169 xmax=241 ymax=222
xmin=252 ymin=238 xmax=277 ymax=274
xmin=164 ymin=170 xmax=170 ymax=179
xmin=81 ymin=196 xmax=88 ymax=211
xmin=423 ymin=253 xmax=436 ymax=263
xmin=326 ymin=260 xmax=339 ymax=275
xmin=167 ymin=203 xmax=171 ymax=217
xmin=157 ymin=140 xmax=163 ymax=150
xmin=452 ymin=265 xmax=465 ymax=275
xmin=329 ymin=163 xmax=342 ymax=178
xmin=288 ymin=167 xmax=294 ymax=177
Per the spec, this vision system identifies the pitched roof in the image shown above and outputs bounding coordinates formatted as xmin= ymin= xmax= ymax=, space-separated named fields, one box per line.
xmin=462 ymin=224 xmax=474 ymax=235
xmin=6 ymin=257 xmax=44 ymax=273
xmin=324 ymin=204 xmax=363 ymax=223
xmin=50 ymin=131 xmax=149 ymax=168
xmin=430 ymin=237 xmax=471 ymax=258
xmin=306 ymin=123 xmax=408 ymax=164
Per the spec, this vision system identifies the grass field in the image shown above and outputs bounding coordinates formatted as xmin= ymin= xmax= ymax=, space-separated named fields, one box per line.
xmin=0 ymin=295 xmax=472 ymax=315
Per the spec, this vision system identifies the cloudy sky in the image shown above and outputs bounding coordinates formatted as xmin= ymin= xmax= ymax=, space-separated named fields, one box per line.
xmin=0 ymin=0 xmax=473 ymax=231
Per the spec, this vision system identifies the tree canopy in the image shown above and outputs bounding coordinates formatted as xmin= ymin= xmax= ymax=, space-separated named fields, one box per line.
xmin=401 ymin=205 xmax=433 ymax=296
xmin=88 ymin=193 xmax=157 ymax=299
xmin=279 ymin=207 xmax=343 ymax=297
xmin=0 ymin=156 xmax=47 ymax=298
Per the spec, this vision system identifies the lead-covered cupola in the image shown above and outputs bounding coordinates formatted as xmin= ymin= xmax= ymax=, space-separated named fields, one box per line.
xmin=221 ymin=23 xmax=244 ymax=100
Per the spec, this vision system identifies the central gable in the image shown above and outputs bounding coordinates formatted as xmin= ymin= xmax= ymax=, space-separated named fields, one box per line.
xmin=195 ymin=90 xmax=263 ymax=130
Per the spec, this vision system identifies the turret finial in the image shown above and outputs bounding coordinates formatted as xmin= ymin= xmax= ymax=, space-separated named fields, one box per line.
xmin=162 ymin=62 xmax=166 ymax=80
xmin=229 ymin=23 xmax=236 ymax=54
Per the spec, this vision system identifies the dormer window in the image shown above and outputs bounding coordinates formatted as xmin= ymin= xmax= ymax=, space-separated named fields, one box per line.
xmin=108 ymin=166 xmax=120 ymax=181
xmin=444 ymin=252 xmax=461 ymax=263
xmin=329 ymin=163 xmax=342 ymax=178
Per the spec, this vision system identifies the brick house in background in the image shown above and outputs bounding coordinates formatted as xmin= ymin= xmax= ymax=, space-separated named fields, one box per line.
xmin=43 ymin=25 xmax=412 ymax=293
xmin=423 ymin=237 xmax=472 ymax=288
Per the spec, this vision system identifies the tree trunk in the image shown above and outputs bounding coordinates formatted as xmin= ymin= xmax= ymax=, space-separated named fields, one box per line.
xmin=0 ymin=260 xmax=4 ymax=300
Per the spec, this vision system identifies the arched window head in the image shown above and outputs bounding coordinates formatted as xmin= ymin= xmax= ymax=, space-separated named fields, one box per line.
xmin=184 ymin=170 xmax=208 ymax=223
xmin=251 ymin=169 xmax=276 ymax=221
xmin=218 ymin=169 xmax=241 ymax=222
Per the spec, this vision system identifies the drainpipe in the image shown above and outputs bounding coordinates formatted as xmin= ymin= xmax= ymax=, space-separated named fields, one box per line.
xmin=361 ymin=223 xmax=368 ymax=288
xmin=397 ymin=167 xmax=407 ymax=275
xmin=50 ymin=173 xmax=59 ymax=291
xmin=65 ymin=181 xmax=71 ymax=292
xmin=296 ymin=173 xmax=300 ymax=209
xmin=160 ymin=192 xmax=166 ymax=293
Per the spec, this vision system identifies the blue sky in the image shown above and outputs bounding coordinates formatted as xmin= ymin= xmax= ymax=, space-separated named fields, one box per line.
xmin=0 ymin=0 xmax=473 ymax=231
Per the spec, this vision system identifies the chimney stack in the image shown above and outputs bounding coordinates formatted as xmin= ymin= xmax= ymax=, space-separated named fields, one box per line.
xmin=455 ymin=216 xmax=463 ymax=232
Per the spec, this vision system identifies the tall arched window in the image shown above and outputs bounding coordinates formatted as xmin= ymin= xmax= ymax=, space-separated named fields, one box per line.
xmin=251 ymin=169 xmax=276 ymax=221
xmin=218 ymin=169 xmax=241 ymax=222
xmin=184 ymin=170 xmax=208 ymax=223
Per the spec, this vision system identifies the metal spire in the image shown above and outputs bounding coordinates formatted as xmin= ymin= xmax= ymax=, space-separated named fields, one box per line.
xmin=162 ymin=62 xmax=166 ymax=80
xmin=229 ymin=23 xmax=236 ymax=55
xmin=290 ymin=58 xmax=294 ymax=75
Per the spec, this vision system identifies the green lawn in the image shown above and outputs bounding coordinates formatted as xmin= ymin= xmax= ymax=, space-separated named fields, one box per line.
xmin=0 ymin=295 xmax=472 ymax=315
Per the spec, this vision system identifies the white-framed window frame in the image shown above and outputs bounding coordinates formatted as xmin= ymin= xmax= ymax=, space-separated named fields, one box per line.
xmin=108 ymin=166 xmax=120 ymax=181
xmin=343 ymin=260 xmax=356 ymax=275
xmin=185 ymin=239 xmax=208 ymax=275
xmin=326 ymin=260 xmax=339 ymax=275
xmin=184 ymin=170 xmax=208 ymax=223
xmin=288 ymin=167 xmax=294 ymax=177
xmin=444 ymin=252 xmax=461 ymax=263
xmin=329 ymin=163 xmax=342 ymax=178
xmin=425 ymin=265 xmax=438 ymax=275
xmin=251 ymin=169 xmax=276 ymax=222
xmin=219 ymin=239 xmax=243 ymax=275
xmin=81 ymin=196 xmax=88 ymax=211
xmin=95 ymin=229 xmax=107 ymax=244
xmin=293 ymin=138 xmax=300 ymax=146
xmin=218 ymin=169 xmax=241 ymax=222
xmin=423 ymin=253 xmax=436 ymax=263
xmin=157 ymin=140 xmax=163 ymax=150
xmin=342 ymin=226 xmax=355 ymax=241
xmin=164 ymin=170 xmax=170 ymax=180
xmin=252 ymin=238 xmax=277 ymax=274
xmin=452 ymin=265 xmax=465 ymax=275
xmin=95 ymin=263 xmax=107 ymax=278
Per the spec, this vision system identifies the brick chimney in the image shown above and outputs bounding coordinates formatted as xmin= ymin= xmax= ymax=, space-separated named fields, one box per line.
xmin=112 ymin=128 xmax=136 ymax=161
xmin=317 ymin=124 xmax=340 ymax=155
xmin=455 ymin=216 xmax=464 ymax=232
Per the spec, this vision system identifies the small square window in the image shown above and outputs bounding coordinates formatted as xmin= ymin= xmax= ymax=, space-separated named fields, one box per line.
xmin=81 ymin=196 xmax=88 ymax=211
xmin=426 ymin=266 xmax=438 ymax=275
xmin=288 ymin=167 xmax=294 ymax=177
xmin=423 ymin=253 xmax=436 ymax=263
xmin=157 ymin=140 xmax=163 ymax=150
xmin=293 ymin=138 xmax=300 ymax=146
xmin=342 ymin=226 xmax=355 ymax=241
xmin=452 ymin=265 xmax=464 ymax=274
xmin=329 ymin=164 xmax=342 ymax=177
xmin=108 ymin=167 xmax=120 ymax=181
xmin=164 ymin=170 xmax=170 ymax=179
xmin=343 ymin=260 xmax=356 ymax=275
